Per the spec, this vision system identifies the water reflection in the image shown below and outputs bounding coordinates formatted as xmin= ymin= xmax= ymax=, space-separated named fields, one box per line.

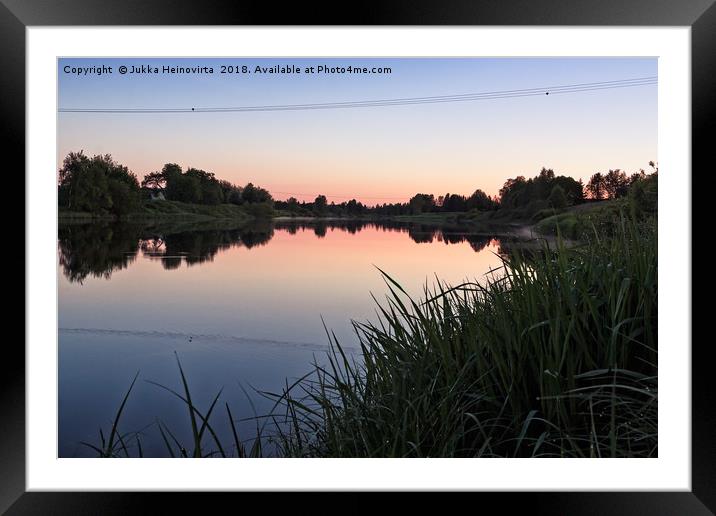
xmin=140 ymin=220 xmax=275 ymax=270
xmin=58 ymin=219 xmax=511 ymax=283
xmin=59 ymin=217 xmax=519 ymax=456
xmin=58 ymin=223 xmax=140 ymax=284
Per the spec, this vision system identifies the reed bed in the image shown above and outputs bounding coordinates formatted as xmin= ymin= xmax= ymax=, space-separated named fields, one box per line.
xmin=269 ymin=216 xmax=657 ymax=457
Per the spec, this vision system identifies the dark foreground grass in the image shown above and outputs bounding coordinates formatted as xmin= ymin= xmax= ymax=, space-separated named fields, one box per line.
xmin=84 ymin=215 xmax=657 ymax=458
xmin=270 ymin=215 xmax=657 ymax=458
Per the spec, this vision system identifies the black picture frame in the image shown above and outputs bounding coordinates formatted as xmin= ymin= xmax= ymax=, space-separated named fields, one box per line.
xmin=4 ymin=0 xmax=713 ymax=512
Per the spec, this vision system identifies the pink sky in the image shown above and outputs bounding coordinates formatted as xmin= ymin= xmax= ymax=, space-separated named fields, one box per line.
xmin=58 ymin=57 xmax=657 ymax=204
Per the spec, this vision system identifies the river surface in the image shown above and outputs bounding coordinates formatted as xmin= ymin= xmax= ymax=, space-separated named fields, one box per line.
xmin=58 ymin=218 xmax=513 ymax=457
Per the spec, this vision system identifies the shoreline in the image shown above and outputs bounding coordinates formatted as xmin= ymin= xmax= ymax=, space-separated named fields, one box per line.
xmin=59 ymin=209 xmax=548 ymax=241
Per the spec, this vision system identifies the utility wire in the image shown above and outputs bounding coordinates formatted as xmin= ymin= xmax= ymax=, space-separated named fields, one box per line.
xmin=59 ymin=76 xmax=656 ymax=113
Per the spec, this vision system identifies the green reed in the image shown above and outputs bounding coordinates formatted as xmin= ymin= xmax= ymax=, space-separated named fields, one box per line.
xmin=269 ymin=215 xmax=657 ymax=458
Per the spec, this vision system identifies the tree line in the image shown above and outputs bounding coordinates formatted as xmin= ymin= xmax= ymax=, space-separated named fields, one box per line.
xmin=58 ymin=150 xmax=656 ymax=219
xmin=141 ymin=164 xmax=273 ymax=207
xmin=275 ymin=165 xmax=656 ymax=219
xmin=584 ymin=161 xmax=658 ymax=200
xmin=58 ymin=151 xmax=275 ymax=216
xmin=274 ymin=189 xmax=500 ymax=217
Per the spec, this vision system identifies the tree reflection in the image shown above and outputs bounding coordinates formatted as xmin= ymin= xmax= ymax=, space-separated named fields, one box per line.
xmin=58 ymin=222 xmax=141 ymax=283
xmin=59 ymin=219 xmax=503 ymax=282
xmin=141 ymin=220 xmax=274 ymax=267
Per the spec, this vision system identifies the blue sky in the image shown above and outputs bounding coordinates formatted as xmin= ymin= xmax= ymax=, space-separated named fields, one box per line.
xmin=58 ymin=57 xmax=657 ymax=202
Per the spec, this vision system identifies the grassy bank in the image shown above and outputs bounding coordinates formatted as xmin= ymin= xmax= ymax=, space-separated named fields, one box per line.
xmin=86 ymin=212 xmax=657 ymax=458
xmin=59 ymin=199 xmax=270 ymax=224
xmin=535 ymin=174 xmax=657 ymax=239
xmin=386 ymin=206 xmax=594 ymax=234
xmin=533 ymin=200 xmax=623 ymax=239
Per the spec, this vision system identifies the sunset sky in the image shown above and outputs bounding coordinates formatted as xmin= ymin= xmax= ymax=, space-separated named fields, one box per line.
xmin=58 ymin=57 xmax=657 ymax=204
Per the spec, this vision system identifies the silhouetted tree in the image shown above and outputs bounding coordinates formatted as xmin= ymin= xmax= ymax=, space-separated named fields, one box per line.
xmin=498 ymin=176 xmax=527 ymax=208
xmin=585 ymin=172 xmax=606 ymax=200
xmin=466 ymin=189 xmax=496 ymax=211
xmin=443 ymin=193 xmax=467 ymax=212
xmin=141 ymin=171 xmax=166 ymax=191
xmin=603 ymin=169 xmax=630 ymax=199
xmin=242 ymin=182 xmax=273 ymax=204
xmin=498 ymin=169 xmax=582 ymax=212
xmin=539 ymin=167 xmax=555 ymax=180
xmin=344 ymin=199 xmax=365 ymax=216
xmin=169 ymin=173 xmax=202 ymax=203
xmin=313 ymin=195 xmax=328 ymax=216
xmin=58 ymin=151 xmax=140 ymax=216
xmin=186 ymin=168 xmax=223 ymax=205
xmin=408 ymin=193 xmax=436 ymax=214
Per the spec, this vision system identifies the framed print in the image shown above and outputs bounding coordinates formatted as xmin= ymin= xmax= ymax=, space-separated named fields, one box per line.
xmin=4 ymin=0 xmax=714 ymax=512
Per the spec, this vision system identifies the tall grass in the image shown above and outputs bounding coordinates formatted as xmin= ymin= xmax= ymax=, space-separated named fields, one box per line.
xmin=83 ymin=215 xmax=657 ymax=458
xmin=269 ymin=215 xmax=657 ymax=458
xmin=80 ymin=371 xmax=143 ymax=457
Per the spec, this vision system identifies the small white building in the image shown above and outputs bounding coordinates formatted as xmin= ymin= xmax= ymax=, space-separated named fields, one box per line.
xmin=149 ymin=190 xmax=166 ymax=201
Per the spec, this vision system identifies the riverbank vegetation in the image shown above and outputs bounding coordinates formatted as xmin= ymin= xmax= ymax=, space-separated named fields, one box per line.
xmin=269 ymin=222 xmax=657 ymax=458
xmin=535 ymin=171 xmax=657 ymax=239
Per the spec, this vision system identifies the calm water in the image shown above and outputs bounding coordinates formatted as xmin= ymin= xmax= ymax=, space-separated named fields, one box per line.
xmin=58 ymin=219 xmax=509 ymax=457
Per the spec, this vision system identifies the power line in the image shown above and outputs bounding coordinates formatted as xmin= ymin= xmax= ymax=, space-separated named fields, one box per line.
xmin=192 ymin=77 xmax=658 ymax=111
xmin=58 ymin=76 xmax=656 ymax=114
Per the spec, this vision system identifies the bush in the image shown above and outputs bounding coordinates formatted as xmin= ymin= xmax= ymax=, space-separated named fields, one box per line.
xmin=107 ymin=179 xmax=140 ymax=217
xmin=548 ymin=184 xmax=567 ymax=209
xmin=246 ymin=201 xmax=275 ymax=219
xmin=629 ymin=173 xmax=658 ymax=217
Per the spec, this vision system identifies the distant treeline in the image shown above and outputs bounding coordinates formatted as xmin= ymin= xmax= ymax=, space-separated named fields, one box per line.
xmin=57 ymin=151 xmax=657 ymax=220
xmin=274 ymin=189 xmax=498 ymax=217
xmin=279 ymin=164 xmax=657 ymax=219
